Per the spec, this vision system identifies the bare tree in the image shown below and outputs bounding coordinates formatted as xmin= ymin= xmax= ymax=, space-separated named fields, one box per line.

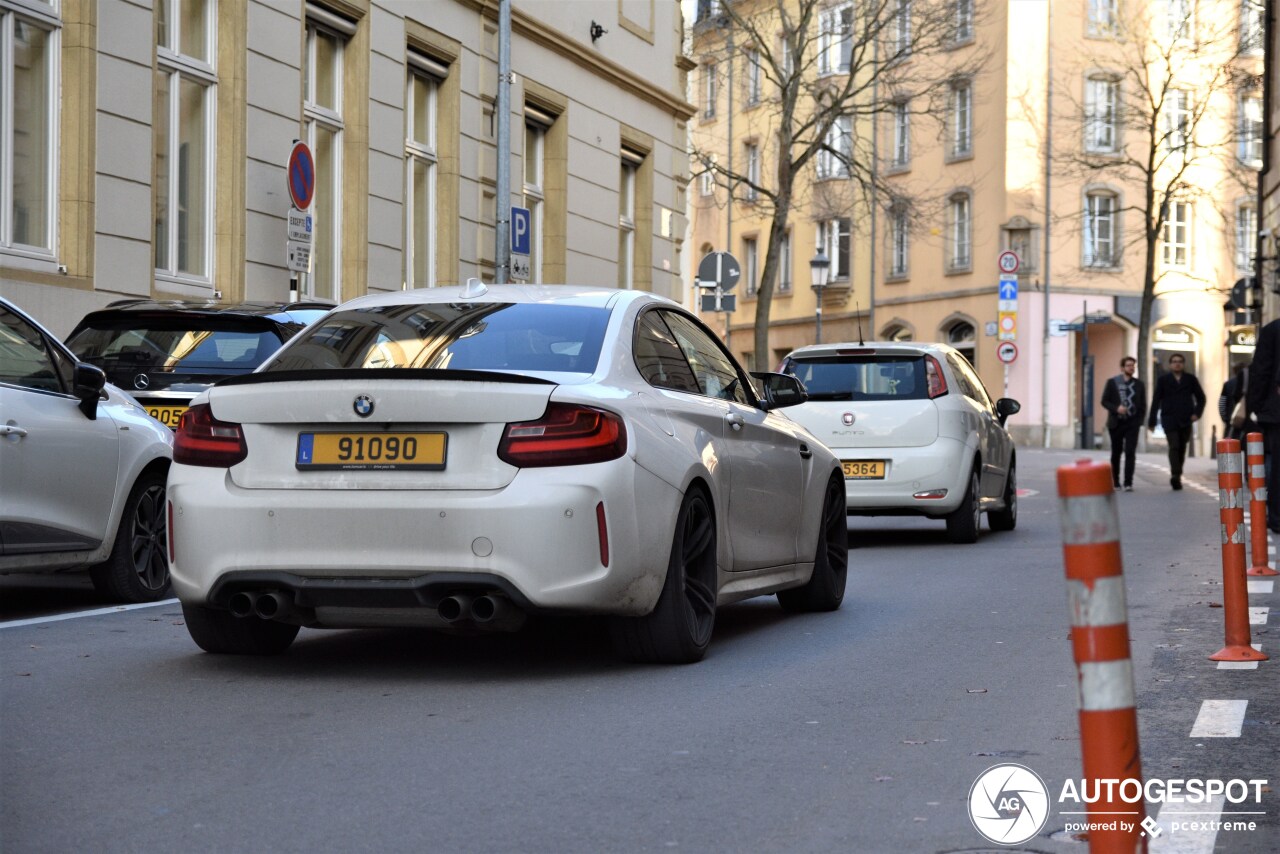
xmin=689 ymin=0 xmax=988 ymax=364
xmin=1051 ymin=1 xmax=1261 ymax=379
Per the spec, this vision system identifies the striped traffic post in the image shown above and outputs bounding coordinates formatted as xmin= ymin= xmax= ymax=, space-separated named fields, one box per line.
xmin=1057 ymin=460 xmax=1147 ymax=854
xmin=1244 ymin=432 xmax=1279 ymax=577
xmin=1211 ymin=440 xmax=1270 ymax=662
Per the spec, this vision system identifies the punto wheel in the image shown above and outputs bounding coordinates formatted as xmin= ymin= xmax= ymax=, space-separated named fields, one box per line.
xmin=90 ymin=469 xmax=170 ymax=603
xmin=778 ymin=474 xmax=848 ymax=612
xmin=988 ymin=461 xmax=1017 ymax=532
xmin=610 ymin=488 xmax=717 ymax=664
xmin=182 ymin=603 xmax=300 ymax=655
xmin=945 ymin=467 xmax=982 ymax=544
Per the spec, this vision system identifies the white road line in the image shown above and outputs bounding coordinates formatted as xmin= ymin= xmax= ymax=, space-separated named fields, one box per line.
xmin=1217 ymin=644 xmax=1264 ymax=671
xmin=1149 ymin=796 xmax=1227 ymax=853
xmin=0 ymin=598 xmax=178 ymax=630
xmin=1189 ymin=700 xmax=1248 ymax=737
xmin=1249 ymin=580 xmax=1275 ymax=594
xmin=1250 ymin=607 xmax=1269 ymax=625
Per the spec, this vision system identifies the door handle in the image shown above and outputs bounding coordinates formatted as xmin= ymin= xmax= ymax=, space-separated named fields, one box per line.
xmin=725 ymin=412 xmax=744 ymax=432
xmin=1 ymin=424 xmax=29 ymax=438
xmin=799 ymin=443 xmax=813 ymax=459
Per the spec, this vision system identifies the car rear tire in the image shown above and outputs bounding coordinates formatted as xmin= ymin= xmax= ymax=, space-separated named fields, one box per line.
xmin=988 ymin=461 xmax=1017 ymax=532
xmin=778 ymin=474 xmax=848 ymax=612
xmin=610 ymin=488 xmax=717 ymax=664
xmin=90 ymin=468 xmax=170 ymax=603
xmin=182 ymin=603 xmax=300 ymax=655
xmin=945 ymin=467 xmax=982 ymax=544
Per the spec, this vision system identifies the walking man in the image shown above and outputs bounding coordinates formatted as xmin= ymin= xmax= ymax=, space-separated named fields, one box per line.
xmin=1248 ymin=317 xmax=1280 ymax=531
xmin=1101 ymin=356 xmax=1146 ymax=491
xmin=1147 ymin=354 xmax=1205 ymax=490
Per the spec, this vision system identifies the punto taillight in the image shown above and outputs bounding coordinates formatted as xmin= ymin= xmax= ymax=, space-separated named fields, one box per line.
xmin=174 ymin=403 xmax=247 ymax=467
xmin=925 ymin=355 xmax=948 ymax=399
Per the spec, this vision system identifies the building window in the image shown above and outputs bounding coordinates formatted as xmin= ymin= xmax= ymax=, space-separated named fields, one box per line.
xmin=524 ymin=109 xmax=550 ymax=282
xmin=889 ymin=208 xmax=909 ymax=277
xmin=883 ymin=323 xmax=912 ymax=342
xmin=949 ymin=80 xmax=972 ymax=158
xmin=744 ymin=47 xmax=761 ymax=106
xmin=778 ymin=231 xmax=792 ymax=293
xmin=1163 ymin=89 xmax=1189 ymax=152
xmin=154 ymin=0 xmax=216 ymax=282
xmin=894 ymin=0 xmax=911 ymax=55
xmin=1236 ymin=202 xmax=1256 ymax=270
xmin=743 ymin=236 xmax=758 ymax=296
xmin=2 ymin=4 xmax=57 ymax=255
xmin=1161 ymin=200 xmax=1190 ymax=268
xmin=1237 ymin=94 xmax=1262 ymax=167
xmin=304 ymin=15 xmax=348 ymax=300
xmin=619 ymin=148 xmax=642 ymax=290
xmin=953 ymin=0 xmax=974 ymax=43
xmin=818 ymin=3 xmax=852 ymax=75
xmin=892 ymin=101 xmax=910 ymax=168
xmin=1083 ymin=192 xmax=1117 ymax=267
xmin=1088 ymin=0 xmax=1118 ymax=36
xmin=818 ymin=114 xmax=852 ymax=179
xmin=702 ymin=61 xmax=716 ymax=118
xmin=947 ymin=193 xmax=971 ymax=271
xmin=1084 ymin=76 xmax=1118 ymax=153
xmin=1166 ymin=0 xmax=1192 ymax=42
xmin=405 ymin=58 xmax=443 ymax=290
xmin=744 ymin=141 xmax=759 ymax=200
xmin=948 ymin=321 xmax=976 ymax=366
xmin=817 ymin=218 xmax=851 ymax=281
xmin=1241 ymin=1 xmax=1264 ymax=52
xmin=699 ymin=157 xmax=715 ymax=197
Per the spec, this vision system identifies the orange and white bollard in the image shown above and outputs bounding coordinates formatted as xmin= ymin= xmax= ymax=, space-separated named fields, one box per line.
xmin=1057 ymin=460 xmax=1147 ymax=854
xmin=1211 ymin=440 xmax=1269 ymax=662
xmin=1244 ymin=432 xmax=1279 ymax=577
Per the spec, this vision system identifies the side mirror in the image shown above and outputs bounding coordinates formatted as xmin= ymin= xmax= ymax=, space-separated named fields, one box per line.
xmin=751 ymin=371 xmax=809 ymax=411
xmin=73 ymin=362 xmax=107 ymax=420
xmin=995 ymin=397 xmax=1021 ymax=426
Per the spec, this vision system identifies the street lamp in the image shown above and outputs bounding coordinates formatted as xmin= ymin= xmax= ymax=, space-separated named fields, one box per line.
xmin=810 ymin=249 xmax=831 ymax=344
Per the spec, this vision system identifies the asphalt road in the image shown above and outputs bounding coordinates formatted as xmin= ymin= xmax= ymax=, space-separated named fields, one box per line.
xmin=1 ymin=448 xmax=1277 ymax=853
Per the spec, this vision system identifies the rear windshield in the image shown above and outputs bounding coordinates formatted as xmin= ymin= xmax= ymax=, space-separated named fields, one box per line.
xmin=66 ymin=319 xmax=284 ymax=382
xmin=263 ymin=302 xmax=609 ymax=375
xmin=783 ymin=355 xmax=928 ymax=401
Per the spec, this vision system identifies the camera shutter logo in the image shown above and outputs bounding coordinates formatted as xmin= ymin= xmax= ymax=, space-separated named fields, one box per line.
xmin=968 ymin=763 xmax=1050 ymax=845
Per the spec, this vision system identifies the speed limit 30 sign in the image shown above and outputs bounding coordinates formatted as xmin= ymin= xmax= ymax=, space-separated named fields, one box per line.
xmin=997 ymin=341 xmax=1018 ymax=364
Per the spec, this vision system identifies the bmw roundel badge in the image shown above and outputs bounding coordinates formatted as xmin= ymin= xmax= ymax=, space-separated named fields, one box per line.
xmin=353 ymin=394 xmax=375 ymax=417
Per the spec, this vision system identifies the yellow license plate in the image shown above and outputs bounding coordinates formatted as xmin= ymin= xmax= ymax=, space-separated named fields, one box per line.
xmin=147 ymin=405 xmax=187 ymax=429
xmin=842 ymin=460 xmax=886 ymax=479
xmin=296 ymin=432 xmax=448 ymax=470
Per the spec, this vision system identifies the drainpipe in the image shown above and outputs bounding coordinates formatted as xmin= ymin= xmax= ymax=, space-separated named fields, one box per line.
xmin=1041 ymin=0 xmax=1054 ymax=448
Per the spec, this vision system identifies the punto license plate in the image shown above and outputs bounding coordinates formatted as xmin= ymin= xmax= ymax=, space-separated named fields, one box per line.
xmin=296 ymin=432 xmax=447 ymax=470
xmin=147 ymin=405 xmax=187 ymax=429
xmin=842 ymin=460 xmax=886 ymax=479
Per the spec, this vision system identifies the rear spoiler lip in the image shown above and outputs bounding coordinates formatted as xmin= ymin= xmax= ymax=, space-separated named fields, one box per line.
xmin=215 ymin=367 xmax=557 ymax=388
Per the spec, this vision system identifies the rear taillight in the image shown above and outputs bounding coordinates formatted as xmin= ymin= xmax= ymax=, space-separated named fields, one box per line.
xmin=174 ymin=403 xmax=247 ymax=467
xmin=925 ymin=355 xmax=948 ymax=399
xmin=498 ymin=403 xmax=627 ymax=468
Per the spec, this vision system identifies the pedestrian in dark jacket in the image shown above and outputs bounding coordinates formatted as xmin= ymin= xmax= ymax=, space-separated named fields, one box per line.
xmin=1247 ymin=318 xmax=1280 ymax=531
xmin=1218 ymin=364 xmax=1249 ymax=441
xmin=1147 ymin=353 xmax=1205 ymax=490
xmin=1100 ymin=355 xmax=1146 ymax=491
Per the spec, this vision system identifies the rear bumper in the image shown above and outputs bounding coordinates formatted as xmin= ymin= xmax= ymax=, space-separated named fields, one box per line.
xmin=167 ymin=460 xmax=677 ymax=620
xmin=833 ymin=437 xmax=970 ymax=516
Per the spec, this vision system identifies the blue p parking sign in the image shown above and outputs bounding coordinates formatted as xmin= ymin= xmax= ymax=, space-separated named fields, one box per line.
xmin=511 ymin=206 xmax=531 ymax=255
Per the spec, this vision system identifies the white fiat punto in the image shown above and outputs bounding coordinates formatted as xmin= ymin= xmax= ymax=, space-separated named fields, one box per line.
xmin=779 ymin=342 xmax=1020 ymax=543
xmin=168 ymin=284 xmax=848 ymax=663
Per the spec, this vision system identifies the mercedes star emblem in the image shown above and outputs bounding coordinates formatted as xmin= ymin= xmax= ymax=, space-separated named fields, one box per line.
xmin=133 ymin=374 xmax=150 ymax=390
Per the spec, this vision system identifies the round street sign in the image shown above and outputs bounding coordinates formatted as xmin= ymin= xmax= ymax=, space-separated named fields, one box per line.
xmin=997 ymin=341 xmax=1018 ymax=364
xmin=998 ymin=251 xmax=1020 ymax=274
xmin=287 ymin=141 xmax=316 ymax=211
xmin=697 ymin=251 xmax=741 ymax=291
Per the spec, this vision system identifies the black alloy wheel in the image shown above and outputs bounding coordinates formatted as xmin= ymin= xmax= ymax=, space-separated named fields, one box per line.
xmin=778 ymin=473 xmax=848 ymax=612
xmin=91 ymin=469 xmax=171 ymax=602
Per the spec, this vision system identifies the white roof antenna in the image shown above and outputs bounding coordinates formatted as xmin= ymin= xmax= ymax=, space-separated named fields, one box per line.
xmin=462 ymin=278 xmax=489 ymax=299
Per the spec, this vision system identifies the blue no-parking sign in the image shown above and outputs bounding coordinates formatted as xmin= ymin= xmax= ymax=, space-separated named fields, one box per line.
xmin=511 ymin=206 xmax=531 ymax=255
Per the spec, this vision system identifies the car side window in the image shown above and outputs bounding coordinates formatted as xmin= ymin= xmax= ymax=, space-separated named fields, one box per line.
xmin=633 ymin=311 xmax=701 ymax=394
xmin=949 ymin=353 xmax=992 ymax=410
xmin=0 ymin=307 xmax=68 ymax=394
xmin=660 ymin=311 xmax=750 ymax=405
